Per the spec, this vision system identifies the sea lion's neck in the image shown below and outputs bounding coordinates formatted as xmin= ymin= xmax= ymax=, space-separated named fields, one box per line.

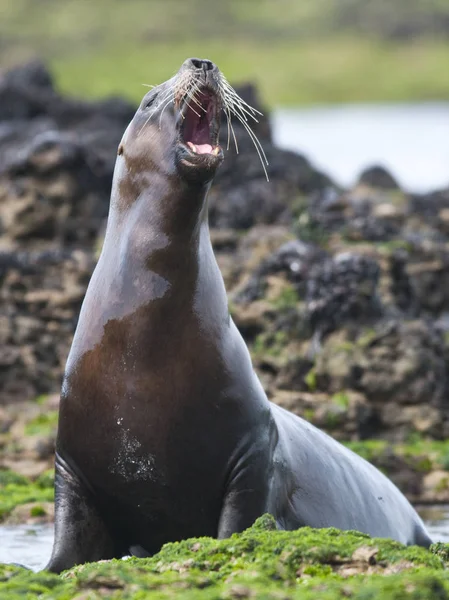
xmin=99 ymin=167 xmax=220 ymax=301
xmin=66 ymin=171 xmax=227 ymax=371
xmin=104 ymin=161 xmax=208 ymax=250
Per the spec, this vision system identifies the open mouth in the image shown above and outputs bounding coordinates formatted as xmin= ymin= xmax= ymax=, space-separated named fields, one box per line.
xmin=179 ymin=89 xmax=221 ymax=159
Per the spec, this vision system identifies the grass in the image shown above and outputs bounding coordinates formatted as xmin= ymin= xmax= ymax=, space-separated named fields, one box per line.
xmin=0 ymin=0 xmax=448 ymax=106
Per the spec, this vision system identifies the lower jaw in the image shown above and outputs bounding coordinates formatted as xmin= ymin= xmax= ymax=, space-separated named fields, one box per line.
xmin=177 ymin=151 xmax=223 ymax=182
xmin=177 ymin=143 xmax=223 ymax=166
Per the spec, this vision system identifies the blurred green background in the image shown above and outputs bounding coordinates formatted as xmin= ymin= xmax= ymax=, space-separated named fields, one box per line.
xmin=0 ymin=0 xmax=449 ymax=106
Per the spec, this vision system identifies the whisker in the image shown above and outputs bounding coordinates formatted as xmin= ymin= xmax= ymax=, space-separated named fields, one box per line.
xmin=219 ymin=77 xmax=263 ymax=117
xmin=225 ymin=108 xmax=231 ymax=151
xmin=214 ymin=75 xmax=269 ymax=180
xmin=223 ymin=106 xmax=239 ymax=154
xmin=230 ymin=110 xmax=269 ymax=181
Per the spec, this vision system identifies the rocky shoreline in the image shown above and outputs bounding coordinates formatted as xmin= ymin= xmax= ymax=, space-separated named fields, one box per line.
xmin=2 ymin=61 xmax=449 ymax=520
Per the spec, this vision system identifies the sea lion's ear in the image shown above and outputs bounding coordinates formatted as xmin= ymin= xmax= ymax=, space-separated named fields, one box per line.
xmin=117 ymin=124 xmax=130 ymax=154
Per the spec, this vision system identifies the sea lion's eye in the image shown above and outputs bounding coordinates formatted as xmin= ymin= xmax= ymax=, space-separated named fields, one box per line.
xmin=145 ymin=96 xmax=156 ymax=109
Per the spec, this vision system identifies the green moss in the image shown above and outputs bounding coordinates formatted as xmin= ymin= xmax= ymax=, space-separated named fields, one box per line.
xmin=334 ymin=340 xmax=356 ymax=353
xmin=271 ymin=285 xmax=300 ymax=310
xmin=305 ymin=368 xmax=317 ymax=391
xmin=294 ymin=211 xmax=330 ymax=246
xmin=0 ymin=471 xmax=54 ymax=522
xmin=251 ymin=331 xmax=288 ymax=359
xmin=34 ymin=395 xmax=49 ymax=406
xmin=438 ymin=451 xmax=449 ymax=472
xmin=0 ymin=470 xmax=29 ymax=487
xmin=1 ymin=516 xmax=449 ymax=598
xmin=303 ymin=408 xmax=315 ymax=422
xmin=29 ymin=505 xmax=47 ymax=517
xmin=414 ymin=456 xmax=433 ymax=474
xmin=324 ymin=411 xmax=344 ymax=430
xmin=431 ymin=542 xmax=449 ymax=563
xmin=35 ymin=470 xmax=55 ymax=490
xmin=344 ymin=440 xmax=388 ymax=463
xmin=24 ymin=411 xmax=58 ymax=437
xmin=357 ymin=328 xmax=377 ymax=348
xmin=435 ymin=477 xmax=449 ymax=493
xmin=376 ymin=239 xmax=414 ymax=254
xmin=331 ymin=392 xmax=350 ymax=409
xmin=344 ymin=439 xmax=449 ymax=480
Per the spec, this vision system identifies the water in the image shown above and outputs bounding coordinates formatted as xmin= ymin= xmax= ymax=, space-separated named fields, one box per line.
xmin=418 ymin=505 xmax=449 ymax=544
xmin=1 ymin=507 xmax=449 ymax=571
xmin=272 ymin=103 xmax=449 ymax=193
xmin=0 ymin=523 xmax=53 ymax=570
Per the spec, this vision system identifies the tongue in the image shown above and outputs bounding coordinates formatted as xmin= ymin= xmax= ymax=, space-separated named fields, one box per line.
xmin=188 ymin=141 xmax=213 ymax=154
xmin=196 ymin=144 xmax=213 ymax=154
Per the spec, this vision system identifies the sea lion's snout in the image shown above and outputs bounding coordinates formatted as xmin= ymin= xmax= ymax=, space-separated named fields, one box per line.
xmin=174 ymin=58 xmax=224 ymax=179
xmin=182 ymin=57 xmax=217 ymax=75
xmin=128 ymin=57 xmax=265 ymax=183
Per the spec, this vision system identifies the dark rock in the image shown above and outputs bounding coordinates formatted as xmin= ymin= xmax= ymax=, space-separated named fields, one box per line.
xmin=0 ymin=61 xmax=56 ymax=121
xmin=389 ymin=249 xmax=416 ymax=314
xmin=0 ymin=62 xmax=135 ymax=250
xmin=0 ymin=248 xmax=95 ymax=404
xmin=357 ymin=165 xmax=400 ymax=190
xmin=306 ymin=252 xmax=382 ymax=337
xmin=234 ymin=239 xmax=326 ymax=304
xmin=314 ymin=320 xmax=448 ymax=427
xmin=210 ymin=146 xmax=332 ymax=230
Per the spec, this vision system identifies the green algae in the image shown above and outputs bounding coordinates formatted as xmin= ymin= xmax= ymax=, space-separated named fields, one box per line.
xmin=331 ymin=392 xmax=350 ymax=409
xmin=271 ymin=285 xmax=301 ymax=310
xmin=304 ymin=368 xmax=317 ymax=391
xmin=1 ymin=516 xmax=449 ymax=599
xmin=252 ymin=331 xmax=289 ymax=359
xmin=0 ymin=470 xmax=54 ymax=522
xmin=24 ymin=411 xmax=58 ymax=437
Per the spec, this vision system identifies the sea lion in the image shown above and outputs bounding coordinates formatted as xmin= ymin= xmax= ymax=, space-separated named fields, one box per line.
xmin=46 ymin=57 xmax=431 ymax=573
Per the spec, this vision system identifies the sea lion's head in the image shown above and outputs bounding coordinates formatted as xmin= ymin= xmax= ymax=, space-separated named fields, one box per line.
xmin=118 ymin=58 xmax=266 ymax=187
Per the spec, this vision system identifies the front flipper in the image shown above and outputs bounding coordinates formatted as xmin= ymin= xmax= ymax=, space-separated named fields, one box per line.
xmin=217 ymin=437 xmax=273 ymax=538
xmin=217 ymin=488 xmax=271 ymax=538
xmin=45 ymin=454 xmax=123 ymax=573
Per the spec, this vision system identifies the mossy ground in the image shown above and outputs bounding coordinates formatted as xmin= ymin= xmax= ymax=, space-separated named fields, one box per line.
xmin=0 ymin=0 xmax=448 ymax=106
xmin=0 ymin=470 xmax=54 ymax=521
xmin=1 ymin=515 xmax=448 ymax=599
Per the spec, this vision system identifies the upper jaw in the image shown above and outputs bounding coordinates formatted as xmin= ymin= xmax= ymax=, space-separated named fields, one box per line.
xmin=175 ymin=86 xmax=223 ymax=169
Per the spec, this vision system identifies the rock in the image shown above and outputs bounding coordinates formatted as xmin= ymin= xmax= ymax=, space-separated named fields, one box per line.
xmin=2 ymin=459 xmax=50 ymax=479
xmin=233 ymin=239 xmax=326 ymax=304
xmin=357 ymin=165 xmax=400 ymax=190
xmin=372 ymin=202 xmax=404 ymax=220
xmin=311 ymin=321 xmax=447 ymax=440
xmin=422 ymin=471 xmax=449 ymax=502
xmin=0 ymin=248 xmax=95 ymax=404
xmin=4 ymin=501 xmax=55 ymax=525
xmin=209 ymin=147 xmax=333 ymax=230
xmin=306 ymin=252 xmax=382 ymax=338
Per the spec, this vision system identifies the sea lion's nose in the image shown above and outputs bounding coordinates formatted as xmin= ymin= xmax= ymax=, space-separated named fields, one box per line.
xmin=187 ymin=58 xmax=216 ymax=73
